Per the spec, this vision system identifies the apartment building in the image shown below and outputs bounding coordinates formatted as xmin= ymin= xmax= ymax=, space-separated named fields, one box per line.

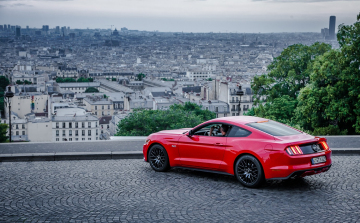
xmin=57 ymin=82 xmax=100 ymax=94
xmin=83 ymin=95 xmax=114 ymax=118
xmin=5 ymin=93 xmax=49 ymax=119
xmin=52 ymin=115 xmax=99 ymax=142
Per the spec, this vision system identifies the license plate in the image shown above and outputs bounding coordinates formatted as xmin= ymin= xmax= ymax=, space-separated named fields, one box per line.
xmin=311 ymin=156 xmax=326 ymax=165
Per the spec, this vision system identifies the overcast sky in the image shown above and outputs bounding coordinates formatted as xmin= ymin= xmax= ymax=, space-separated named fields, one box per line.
xmin=0 ymin=0 xmax=359 ymax=33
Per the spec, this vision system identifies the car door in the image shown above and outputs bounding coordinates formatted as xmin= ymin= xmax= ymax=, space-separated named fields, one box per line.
xmin=177 ymin=123 xmax=228 ymax=170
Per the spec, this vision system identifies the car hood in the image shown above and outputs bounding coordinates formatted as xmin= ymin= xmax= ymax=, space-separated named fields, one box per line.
xmin=157 ymin=128 xmax=192 ymax=135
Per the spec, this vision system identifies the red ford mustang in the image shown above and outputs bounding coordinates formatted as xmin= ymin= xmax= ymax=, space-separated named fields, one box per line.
xmin=143 ymin=116 xmax=332 ymax=188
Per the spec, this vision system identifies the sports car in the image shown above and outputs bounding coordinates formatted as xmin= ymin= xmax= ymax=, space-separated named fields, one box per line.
xmin=143 ymin=116 xmax=332 ymax=188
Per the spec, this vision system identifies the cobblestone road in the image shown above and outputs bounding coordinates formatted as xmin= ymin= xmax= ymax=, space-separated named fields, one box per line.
xmin=0 ymin=156 xmax=359 ymax=223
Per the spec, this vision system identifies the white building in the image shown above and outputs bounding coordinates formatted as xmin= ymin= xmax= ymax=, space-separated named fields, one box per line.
xmin=186 ymin=71 xmax=211 ymax=81
xmin=57 ymin=82 xmax=100 ymax=94
xmin=5 ymin=93 xmax=49 ymax=119
xmin=52 ymin=108 xmax=99 ymax=142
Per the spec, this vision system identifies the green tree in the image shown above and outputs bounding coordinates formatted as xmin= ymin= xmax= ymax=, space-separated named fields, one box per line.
xmin=85 ymin=87 xmax=99 ymax=93
xmin=111 ymin=78 xmax=116 ymax=81
xmin=77 ymin=77 xmax=90 ymax=82
xmin=16 ymin=80 xmax=24 ymax=85
xmin=0 ymin=76 xmax=10 ymax=90
xmin=64 ymin=78 xmax=76 ymax=82
xmin=136 ymin=73 xmax=146 ymax=81
xmin=0 ymin=76 xmax=10 ymax=116
xmin=24 ymin=80 xmax=32 ymax=85
xmin=249 ymin=42 xmax=331 ymax=125
xmin=0 ymin=123 xmax=8 ymax=143
xmin=56 ymin=77 xmax=64 ymax=83
xmin=295 ymin=14 xmax=360 ymax=134
xmin=252 ymin=42 xmax=331 ymax=104
xmin=115 ymin=102 xmax=216 ymax=136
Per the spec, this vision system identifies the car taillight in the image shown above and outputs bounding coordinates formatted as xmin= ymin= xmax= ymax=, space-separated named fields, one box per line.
xmin=286 ymin=145 xmax=303 ymax=155
xmin=319 ymin=141 xmax=330 ymax=151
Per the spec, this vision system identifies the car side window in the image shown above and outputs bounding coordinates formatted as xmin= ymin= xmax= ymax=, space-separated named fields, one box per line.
xmin=227 ymin=126 xmax=251 ymax=137
xmin=192 ymin=124 xmax=212 ymax=136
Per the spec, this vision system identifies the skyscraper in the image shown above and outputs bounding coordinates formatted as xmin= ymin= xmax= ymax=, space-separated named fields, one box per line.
xmin=15 ymin=26 xmax=21 ymax=37
xmin=42 ymin=25 xmax=49 ymax=31
xmin=329 ymin=16 xmax=336 ymax=40
xmin=55 ymin=26 xmax=60 ymax=34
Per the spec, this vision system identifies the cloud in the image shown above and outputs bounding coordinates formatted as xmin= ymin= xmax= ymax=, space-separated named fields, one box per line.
xmin=0 ymin=0 xmax=72 ymax=1
xmin=253 ymin=0 xmax=358 ymax=2
xmin=11 ymin=3 xmax=32 ymax=6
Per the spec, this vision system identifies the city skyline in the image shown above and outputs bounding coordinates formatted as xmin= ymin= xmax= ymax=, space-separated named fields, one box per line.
xmin=0 ymin=0 xmax=359 ymax=33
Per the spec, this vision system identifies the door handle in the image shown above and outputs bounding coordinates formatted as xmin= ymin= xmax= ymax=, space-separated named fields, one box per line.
xmin=214 ymin=143 xmax=223 ymax=146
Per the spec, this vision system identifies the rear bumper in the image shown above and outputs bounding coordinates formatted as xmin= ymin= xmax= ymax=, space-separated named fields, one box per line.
xmin=268 ymin=164 xmax=332 ymax=180
xmin=265 ymin=150 xmax=332 ymax=180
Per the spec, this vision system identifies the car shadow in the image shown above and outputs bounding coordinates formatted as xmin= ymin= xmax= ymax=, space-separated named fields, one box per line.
xmin=167 ymin=167 xmax=321 ymax=190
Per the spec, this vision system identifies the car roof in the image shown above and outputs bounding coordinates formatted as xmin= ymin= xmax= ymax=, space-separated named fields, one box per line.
xmin=210 ymin=116 xmax=269 ymax=125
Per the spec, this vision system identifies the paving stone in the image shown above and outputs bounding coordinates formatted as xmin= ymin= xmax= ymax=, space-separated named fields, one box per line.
xmin=0 ymin=156 xmax=359 ymax=222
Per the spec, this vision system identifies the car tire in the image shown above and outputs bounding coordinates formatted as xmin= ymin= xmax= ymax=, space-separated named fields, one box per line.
xmin=148 ymin=144 xmax=170 ymax=172
xmin=235 ymin=155 xmax=264 ymax=188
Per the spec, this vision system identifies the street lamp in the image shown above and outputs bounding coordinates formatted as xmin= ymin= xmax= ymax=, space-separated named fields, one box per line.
xmin=236 ymin=85 xmax=244 ymax=116
xmin=5 ymin=86 xmax=14 ymax=142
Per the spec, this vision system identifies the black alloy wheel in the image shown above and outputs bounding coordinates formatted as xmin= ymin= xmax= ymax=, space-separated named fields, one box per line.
xmin=148 ymin=144 xmax=170 ymax=172
xmin=235 ymin=155 xmax=264 ymax=188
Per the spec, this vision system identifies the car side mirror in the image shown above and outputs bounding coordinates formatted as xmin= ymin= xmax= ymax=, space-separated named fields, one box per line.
xmin=187 ymin=130 xmax=193 ymax=137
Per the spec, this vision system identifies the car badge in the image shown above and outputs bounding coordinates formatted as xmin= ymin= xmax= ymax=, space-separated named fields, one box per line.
xmin=312 ymin=144 xmax=320 ymax=152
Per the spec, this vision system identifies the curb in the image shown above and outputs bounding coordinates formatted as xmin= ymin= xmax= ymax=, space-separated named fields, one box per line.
xmin=0 ymin=149 xmax=359 ymax=162
xmin=0 ymin=151 xmax=144 ymax=162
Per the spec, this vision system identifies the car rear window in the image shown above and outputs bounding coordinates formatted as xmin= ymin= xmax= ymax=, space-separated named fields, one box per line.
xmin=246 ymin=120 xmax=302 ymax=136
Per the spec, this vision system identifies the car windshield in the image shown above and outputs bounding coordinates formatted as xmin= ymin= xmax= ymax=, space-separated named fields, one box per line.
xmin=246 ymin=120 xmax=302 ymax=136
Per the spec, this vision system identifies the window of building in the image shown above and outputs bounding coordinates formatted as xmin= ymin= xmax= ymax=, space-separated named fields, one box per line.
xmin=62 ymin=122 xmax=66 ymax=128
xmin=96 ymin=137 xmax=98 ymax=140
xmin=22 ymin=131 xmax=25 ymax=135
xmin=62 ymin=130 xmax=66 ymax=136
xmin=69 ymin=122 xmax=72 ymax=128
xmin=102 ymin=105 xmax=104 ymax=110
xmin=95 ymin=112 xmax=97 ymax=115
xmin=75 ymin=130 xmax=78 ymax=136
xmin=56 ymin=138 xmax=59 ymax=141
xmin=16 ymin=124 xmax=19 ymax=129
xmin=96 ymin=122 xmax=98 ymax=127
xmin=96 ymin=129 xmax=98 ymax=135
xmin=82 ymin=138 xmax=85 ymax=141
xmin=56 ymin=123 xmax=59 ymax=129
xmin=75 ymin=138 xmax=78 ymax=141
xmin=56 ymin=130 xmax=59 ymax=137
xmin=88 ymin=130 xmax=91 ymax=136
xmin=69 ymin=138 xmax=72 ymax=141
xmin=88 ymin=138 xmax=91 ymax=141
xmin=215 ymin=107 xmax=218 ymax=112
xmin=107 ymin=125 xmax=109 ymax=129
xmin=88 ymin=122 xmax=91 ymax=128
xmin=69 ymin=130 xmax=72 ymax=136
xmin=16 ymin=131 xmax=19 ymax=135
xmin=62 ymin=138 xmax=67 ymax=141
xmin=102 ymin=111 xmax=104 ymax=115
xmin=75 ymin=122 xmax=78 ymax=128
xmin=82 ymin=130 xmax=85 ymax=136
xmin=108 ymin=105 xmax=110 ymax=109
xmin=22 ymin=124 xmax=25 ymax=129
xmin=95 ymin=106 xmax=97 ymax=110
xmin=82 ymin=122 xmax=85 ymax=128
